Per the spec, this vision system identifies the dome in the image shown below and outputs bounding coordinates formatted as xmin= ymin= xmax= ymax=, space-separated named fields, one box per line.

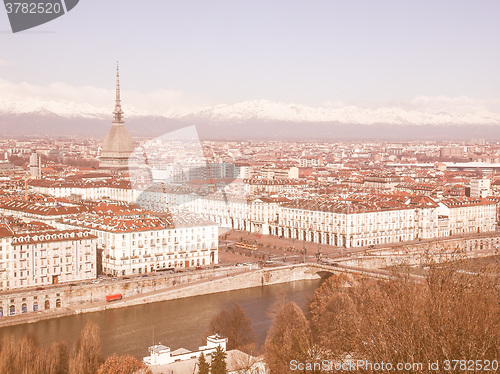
xmin=102 ymin=124 xmax=134 ymax=154
xmin=99 ymin=63 xmax=135 ymax=169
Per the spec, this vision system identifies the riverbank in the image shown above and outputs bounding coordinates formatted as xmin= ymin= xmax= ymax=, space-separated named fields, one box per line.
xmin=0 ymin=278 xmax=324 ymax=358
xmin=0 ymin=264 xmax=323 ymax=328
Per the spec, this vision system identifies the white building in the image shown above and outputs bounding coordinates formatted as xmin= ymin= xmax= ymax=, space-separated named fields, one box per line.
xmin=0 ymin=225 xmax=97 ymax=291
xmin=470 ymin=178 xmax=491 ymax=198
xmin=144 ymin=334 xmax=227 ymax=366
xmin=135 ymin=183 xmax=198 ymax=211
xmin=29 ymin=179 xmax=136 ymax=203
xmin=29 ymin=152 xmax=42 ymax=179
xmin=60 ymin=211 xmax=219 ymax=276
xmin=144 ymin=335 xmax=267 ymax=374
xmin=437 ymin=197 xmax=496 ymax=236
xmin=408 ymin=196 xmax=439 ymax=239
xmin=272 ymin=198 xmax=416 ymax=248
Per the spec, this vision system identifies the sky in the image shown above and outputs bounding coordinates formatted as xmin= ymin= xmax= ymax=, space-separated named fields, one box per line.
xmin=0 ymin=0 xmax=499 ymax=117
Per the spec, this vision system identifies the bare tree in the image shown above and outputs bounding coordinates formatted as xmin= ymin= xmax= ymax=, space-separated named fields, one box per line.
xmin=69 ymin=321 xmax=103 ymax=374
xmin=264 ymin=302 xmax=315 ymax=374
xmin=307 ymin=259 xmax=500 ymax=374
xmin=207 ymin=302 xmax=256 ymax=353
xmin=46 ymin=341 xmax=70 ymax=374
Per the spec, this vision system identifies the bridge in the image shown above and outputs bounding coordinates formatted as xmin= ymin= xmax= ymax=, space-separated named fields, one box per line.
xmin=303 ymin=262 xmax=394 ymax=280
xmin=254 ymin=262 xmax=421 ymax=288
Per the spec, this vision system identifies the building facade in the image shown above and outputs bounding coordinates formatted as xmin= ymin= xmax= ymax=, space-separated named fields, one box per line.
xmin=60 ymin=212 xmax=219 ymax=276
xmin=0 ymin=227 xmax=97 ymax=292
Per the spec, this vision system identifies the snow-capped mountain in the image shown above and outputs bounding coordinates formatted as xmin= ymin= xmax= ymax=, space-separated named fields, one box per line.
xmin=1 ymin=97 xmax=499 ymax=126
xmin=185 ymin=99 xmax=500 ymax=126
xmin=0 ymin=97 xmax=110 ymax=119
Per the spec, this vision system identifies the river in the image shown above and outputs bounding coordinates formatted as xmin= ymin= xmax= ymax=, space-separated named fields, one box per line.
xmin=0 ymin=279 xmax=323 ymax=358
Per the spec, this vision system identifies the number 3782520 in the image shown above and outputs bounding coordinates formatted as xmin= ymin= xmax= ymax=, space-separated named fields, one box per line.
xmin=443 ymin=360 xmax=499 ymax=371
xmin=5 ymin=2 xmax=63 ymax=14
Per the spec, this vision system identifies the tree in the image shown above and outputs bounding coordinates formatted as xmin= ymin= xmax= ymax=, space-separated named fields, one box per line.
xmin=0 ymin=333 xmax=64 ymax=374
xmin=312 ymin=291 xmax=360 ymax=356
xmin=197 ymin=352 xmax=210 ymax=374
xmin=308 ymin=272 xmax=352 ymax=321
xmin=97 ymin=354 xmax=152 ymax=374
xmin=69 ymin=321 xmax=103 ymax=374
xmin=207 ymin=303 xmax=256 ymax=353
xmin=307 ymin=260 xmax=500 ymax=374
xmin=0 ymin=332 xmax=72 ymax=374
xmin=264 ymin=302 xmax=314 ymax=374
xmin=210 ymin=345 xmax=227 ymax=374
xmin=0 ymin=334 xmax=40 ymax=374
xmin=47 ymin=341 xmax=70 ymax=374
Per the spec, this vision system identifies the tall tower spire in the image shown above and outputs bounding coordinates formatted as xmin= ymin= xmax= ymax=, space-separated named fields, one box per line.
xmin=100 ymin=62 xmax=135 ymax=170
xmin=113 ymin=62 xmax=124 ymax=124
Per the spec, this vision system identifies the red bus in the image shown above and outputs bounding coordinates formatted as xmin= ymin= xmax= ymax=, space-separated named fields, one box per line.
xmin=106 ymin=294 xmax=122 ymax=302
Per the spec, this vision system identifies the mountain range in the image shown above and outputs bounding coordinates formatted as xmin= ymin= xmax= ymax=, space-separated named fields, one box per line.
xmin=0 ymin=99 xmax=499 ymax=140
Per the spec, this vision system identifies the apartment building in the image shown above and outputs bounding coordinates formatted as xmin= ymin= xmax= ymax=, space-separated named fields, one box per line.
xmin=60 ymin=211 xmax=218 ymax=276
xmin=437 ymin=197 xmax=496 ymax=237
xmin=0 ymin=225 xmax=97 ymax=292
xmin=272 ymin=198 xmax=416 ymax=248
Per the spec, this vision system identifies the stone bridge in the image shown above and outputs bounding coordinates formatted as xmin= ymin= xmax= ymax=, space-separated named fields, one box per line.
xmin=303 ymin=263 xmax=393 ymax=280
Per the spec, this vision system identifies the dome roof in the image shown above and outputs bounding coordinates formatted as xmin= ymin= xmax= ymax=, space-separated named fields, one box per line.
xmin=102 ymin=124 xmax=134 ymax=154
xmin=100 ymin=63 xmax=135 ymax=164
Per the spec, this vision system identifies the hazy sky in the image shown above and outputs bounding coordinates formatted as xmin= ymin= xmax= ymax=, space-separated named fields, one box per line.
xmin=0 ymin=0 xmax=499 ymax=114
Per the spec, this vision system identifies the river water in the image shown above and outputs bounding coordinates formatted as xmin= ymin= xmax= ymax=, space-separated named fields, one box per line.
xmin=0 ymin=279 xmax=322 ymax=358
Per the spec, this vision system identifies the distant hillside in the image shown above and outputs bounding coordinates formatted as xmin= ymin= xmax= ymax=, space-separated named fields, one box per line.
xmin=0 ymin=112 xmax=499 ymax=141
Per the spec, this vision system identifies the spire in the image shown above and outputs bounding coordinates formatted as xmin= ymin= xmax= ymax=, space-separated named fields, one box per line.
xmin=113 ymin=62 xmax=124 ymax=124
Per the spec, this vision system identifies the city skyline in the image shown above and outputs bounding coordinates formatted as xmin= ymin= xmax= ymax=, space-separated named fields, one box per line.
xmin=0 ymin=1 xmax=499 ymax=124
